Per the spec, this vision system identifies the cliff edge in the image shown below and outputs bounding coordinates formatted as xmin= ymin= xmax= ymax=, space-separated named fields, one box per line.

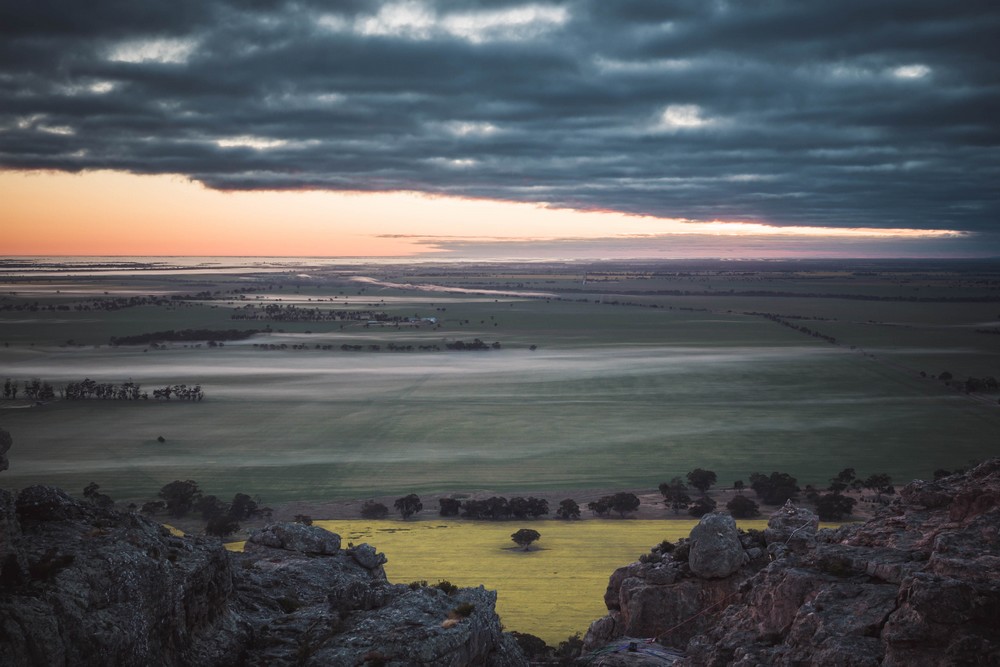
xmin=584 ymin=460 xmax=1000 ymax=666
xmin=0 ymin=485 xmax=527 ymax=666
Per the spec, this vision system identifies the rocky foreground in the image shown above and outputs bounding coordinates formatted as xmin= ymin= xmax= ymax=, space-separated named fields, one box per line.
xmin=584 ymin=460 xmax=1000 ymax=666
xmin=0 ymin=485 xmax=527 ymax=666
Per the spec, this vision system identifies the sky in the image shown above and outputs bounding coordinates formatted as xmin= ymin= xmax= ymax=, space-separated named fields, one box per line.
xmin=1 ymin=0 xmax=998 ymax=259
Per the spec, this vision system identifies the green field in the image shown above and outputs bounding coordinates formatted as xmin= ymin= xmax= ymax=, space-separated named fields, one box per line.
xmin=2 ymin=259 xmax=999 ymax=503
xmin=226 ymin=518 xmax=776 ymax=644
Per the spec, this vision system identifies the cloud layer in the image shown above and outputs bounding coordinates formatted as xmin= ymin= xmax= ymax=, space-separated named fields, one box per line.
xmin=2 ymin=0 xmax=998 ymax=235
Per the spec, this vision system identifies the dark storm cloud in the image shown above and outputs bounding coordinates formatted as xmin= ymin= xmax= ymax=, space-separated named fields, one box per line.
xmin=1 ymin=0 xmax=998 ymax=233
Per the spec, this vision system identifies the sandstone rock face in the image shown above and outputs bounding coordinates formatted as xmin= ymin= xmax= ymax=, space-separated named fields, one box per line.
xmin=0 ymin=486 xmax=527 ymax=666
xmin=688 ymin=513 xmax=747 ymax=579
xmin=685 ymin=462 xmax=1000 ymax=665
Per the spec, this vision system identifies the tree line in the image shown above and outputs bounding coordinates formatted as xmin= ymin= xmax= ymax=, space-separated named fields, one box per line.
xmin=3 ymin=378 xmax=204 ymax=401
xmin=110 ymin=328 xmax=262 ymax=346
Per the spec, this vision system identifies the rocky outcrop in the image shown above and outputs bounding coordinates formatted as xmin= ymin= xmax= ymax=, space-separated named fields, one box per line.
xmin=586 ymin=460 xmax=1000 ymax=666
xmin=0 ymin=485 xmax=527 ymax=666
xmin=584 ymin=512 xmax=769 ymax=654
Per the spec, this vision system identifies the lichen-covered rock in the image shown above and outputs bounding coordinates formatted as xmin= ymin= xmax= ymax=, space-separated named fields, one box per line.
xmin=0 ymin=487 xmax=527 ymax=666
xmin=245 ymin=522 xmax=341 ymax=554
xmin=688 ymin=513 xmax=747 ymax=579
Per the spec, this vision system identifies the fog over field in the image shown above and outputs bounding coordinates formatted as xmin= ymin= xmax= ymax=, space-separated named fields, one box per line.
xmin=2 ymin=259 xmax=998 ymax=504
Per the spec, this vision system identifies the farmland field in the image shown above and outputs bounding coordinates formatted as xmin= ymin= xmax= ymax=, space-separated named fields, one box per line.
xmin=2 ymin=257 xmax=1000 ymax=503
xmin=226 ymin=518 xmax=778 ymax=644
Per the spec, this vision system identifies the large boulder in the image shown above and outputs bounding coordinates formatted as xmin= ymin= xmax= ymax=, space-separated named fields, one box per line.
xmin=764 ymin=500 xmax=819 ymax=555
xmin=245 ymin=522 xmax=341 ymax=555
xmin=688 ymin=513 xmax=747 ymax=579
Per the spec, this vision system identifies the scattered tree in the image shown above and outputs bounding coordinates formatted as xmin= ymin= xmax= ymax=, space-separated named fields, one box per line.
xmin=659 ymin=477 xmax=691 ymax=515
xmin=815 ymin=493 xmax=857 ymax=521
xmin=394 ymin=494 xmax=423 ymax=519
xmin=195 ymin=495 xmax=227 ymax=520
xmin=205 ymin=515 xmax=240 ymax=538
xmin=828 ymin=467 xmax=856 ymax=494
xmin=688 ymin=497 xmax=717 ymax=518
xmin=686 ymin=468 xmax=717 ymax=495
xmin=749 ymin=471 xmax=800 ymax=505
xmin=293 ymin=514 xmax=313 ymax=525
xmin=361 ymin=501 xmax=389 ymax=519
xmin=733 ymin=480 xmax=745 ymax=495
xmin=158 ymin=480 xmax=202 ymax=517
xmin=511 ymin=528 xmax=541 ymax=551
xmin=609 ymin=492 xmax=640 ymax=518
xmin=862 ymin=473 xmax=894 ymax=500
xmin=726 ymin=494 xmax=760 ymax=518
xmin=229 ymin=493 xmax=259 ymax=520
xmin=586 ymin=498 xmax=610 ymax=517
xmin=438 ymin=497 xmax=462 ymax=517
xmin=556 ymin=499 xmax=580 ymax=520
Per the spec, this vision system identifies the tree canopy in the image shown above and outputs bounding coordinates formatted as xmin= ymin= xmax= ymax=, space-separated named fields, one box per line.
xmin=686 ymin=468 xmax=717 ymax=495
xmin=394 ymin=494 xmax=423 ymax=519
xmin=511 ymin=528 xmax=541 ymax=551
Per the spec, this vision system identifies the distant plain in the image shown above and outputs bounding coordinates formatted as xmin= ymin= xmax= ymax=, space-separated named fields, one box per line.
xmin=2 ymin=258 xmax=999 ymax=503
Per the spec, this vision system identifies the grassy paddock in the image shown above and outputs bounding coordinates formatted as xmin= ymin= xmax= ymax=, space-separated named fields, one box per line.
xmin=226 ymin=518 xmax=783 ymax=644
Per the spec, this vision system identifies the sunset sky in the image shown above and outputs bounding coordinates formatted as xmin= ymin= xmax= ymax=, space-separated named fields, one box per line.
xmin=1 ymin=1 xmax=998 ymax=259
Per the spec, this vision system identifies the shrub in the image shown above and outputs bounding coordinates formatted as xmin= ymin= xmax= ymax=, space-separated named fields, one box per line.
xmin=726 ymin=495 xmax=760 ymax=519
xmin=434 ymin=580 xmax=458 ymax=595
xmin=688 ymin=497 xmax=717 ymax=518
xmin=360 ymin=501 xmax=389 ymax=519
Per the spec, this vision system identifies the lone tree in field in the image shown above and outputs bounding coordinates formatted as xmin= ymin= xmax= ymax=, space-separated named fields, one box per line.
xmin=556 ymin=499 xmax=581 ymax=520
xmin=828 ymin=468 xmax=856 ymax=494
xmin=686 ymin=468 xmax=717 ymax=495
xmin=158 ymin=480 xmax=202 ymax=517
xmin=511 ymin=528 xmax=541 ymax=551
xmin=394 ymin=493 xmax=423 ymax=519
xmin=863 ymin=473 xmax=894 ymax=501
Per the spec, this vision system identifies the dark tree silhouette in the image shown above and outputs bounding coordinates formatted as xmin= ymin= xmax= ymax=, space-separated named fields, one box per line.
xmin=726 ymin=495 xmax=759 ymax=518
xmin=361 ymin=501 xmax=389 ymax=519
xmin=205 ymin=515 xmax=240 ymax=538
xmin=659 ymin=477 xmax=691 ymax=515
xmin=749 ymin=471 xmax=800 ymax=505
xmin=608 ymin=492 xmax=640 ymax=518
xmin=394 ymin=494 xmax=423 ymax=519
xmin=863 ymin=473 xmax=894 ymax=500
xmin=587 ymin=498 xmax=610 ymax=517
xmin=828 ymin=467 xmax=856 ymax=494
xmin=733 ymin=480 xmax=745 ymax=495
xmin=688 ymin=497 xmax=717 ymax=518
xmin=686 ymin=468 xmax=717 ymax=495
xmin=158 ymin=480 xmax=202 ymax=517
xmin=511 ymin=528 xmax=541 ymax=551
xmin=82 ymin=482 xmax=114 ymax=509
xmin=229 ymin=493 xmax=259 ymax=520
xmin=556 ymin=499 xmax=580 ymax=520
xmin=438 ymin=497 xmax=461 ymax=517
xmin=815 ymin=493 xmax=857 ymax=521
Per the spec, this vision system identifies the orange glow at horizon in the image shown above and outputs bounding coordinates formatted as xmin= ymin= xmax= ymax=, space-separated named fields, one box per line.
xmin=0 ymin=169 xmax=966 ymax=257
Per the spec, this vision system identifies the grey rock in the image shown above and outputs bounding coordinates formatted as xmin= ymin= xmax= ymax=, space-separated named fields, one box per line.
xmin=688 ymin=513 xmax=747 ymax=579
xmin=0 ymin=486 xmax=527 ymax=666
xmin=348 ymin=542 xmax=388 ymax=570
xmin=245 ymin=522 xmax=341 ymax=555
xmin=764 ymin=500 xmax=819 ymax=552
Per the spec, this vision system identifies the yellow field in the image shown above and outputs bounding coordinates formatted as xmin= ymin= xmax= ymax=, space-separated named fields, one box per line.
xmin=227 ymin=519 xmax=771 ymax=644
